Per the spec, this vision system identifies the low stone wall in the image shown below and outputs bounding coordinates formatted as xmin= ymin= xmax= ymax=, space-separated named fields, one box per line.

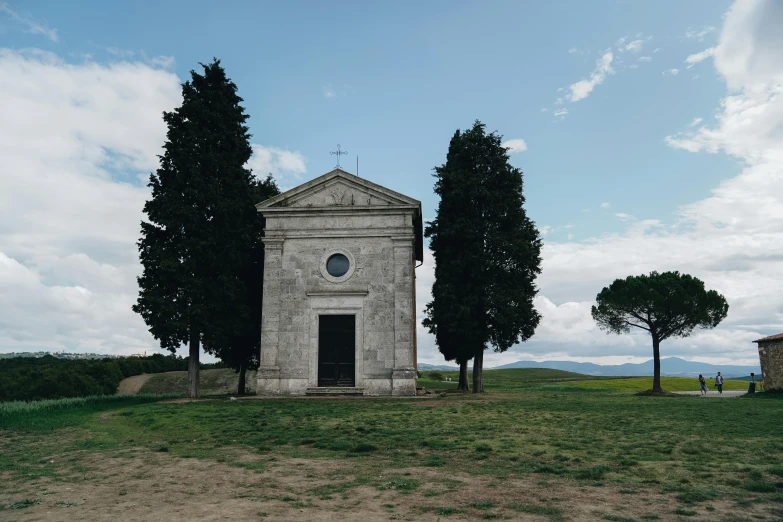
xmin=757 ymin=340 xmax=783 ymax=391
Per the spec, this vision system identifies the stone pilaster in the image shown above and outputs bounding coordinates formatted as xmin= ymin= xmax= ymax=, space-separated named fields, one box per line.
xmin=391 ymin=236 xmax=416 ymax=395
xmin=258 ymin=238 xmax=284 ymax=395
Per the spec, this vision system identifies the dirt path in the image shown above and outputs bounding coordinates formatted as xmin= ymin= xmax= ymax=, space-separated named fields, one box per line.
xmin=116 ymin=374 xmax=152 ymax=395
xmin=676 ymin=390 xmax=746 ymax=397
xmin=2 ymin=448 xmax=779 ymax=521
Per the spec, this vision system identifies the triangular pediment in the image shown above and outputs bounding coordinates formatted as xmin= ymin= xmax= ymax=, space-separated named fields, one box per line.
xmin=256 ymin=169 xmax=420 ymax=209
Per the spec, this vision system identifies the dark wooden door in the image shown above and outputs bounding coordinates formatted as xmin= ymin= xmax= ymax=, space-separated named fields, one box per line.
xmin=318 ymin=315 xmax=355 ymax=387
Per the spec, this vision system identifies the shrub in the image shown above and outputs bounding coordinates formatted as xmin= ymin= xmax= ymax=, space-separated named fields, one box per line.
xmin=0 ymin=354 xmax=225 ymax=402
xmin=351 ymin=443 xmax=378 ymax=453
xmin=427 ymin=371 xmax=445 ymax=381
xmin=423 ymin=455 xmax=446 ymax=467
xmin=745 ymin=481 xmax=777 ymax=493
xmin=574 ymin=465 xmax=609 ymax=480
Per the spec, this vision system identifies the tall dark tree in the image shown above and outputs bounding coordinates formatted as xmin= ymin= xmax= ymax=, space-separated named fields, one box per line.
xmin=423 ymin=121 xmax=543 ymax=392
xmin=202 ymin=174 xmax=279 ymax=395
xmin=591 ymin=271 xmax=729 ymax=393
xmin=133 ymin=59 xmax=257 ymax=398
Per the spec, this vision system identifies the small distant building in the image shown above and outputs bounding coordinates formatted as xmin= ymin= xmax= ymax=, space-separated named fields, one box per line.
xmin=753 ymin=333 xmax=783 ymax=391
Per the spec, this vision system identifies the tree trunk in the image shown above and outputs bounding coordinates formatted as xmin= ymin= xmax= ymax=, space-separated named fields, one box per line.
xmin=237 ymin=361 xmax=247 ymax=396
xmin=188 ymin=325 xmax=200 ymax=398
xmin=652 ymin=335 xmax=662 ymax=393
xmin=472 ymin=350 xmax=484 ymax=393
xmin=457 ymin=360 xmax=471 ymax=391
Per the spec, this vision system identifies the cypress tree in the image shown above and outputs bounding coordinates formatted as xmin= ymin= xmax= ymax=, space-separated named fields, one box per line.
xmin=202 ymin=175 xmax=279 ymax=395
xmin=133 ymin=59 xmax=258 ymax=398
xmin=424 ymin=121 xmax=542 ymax=392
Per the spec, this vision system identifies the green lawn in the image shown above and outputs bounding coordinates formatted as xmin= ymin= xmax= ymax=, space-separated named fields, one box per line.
xmin=551 ymin=376 xmax=749 ymax=392
xmin=420 ymin=368 xmax=749 ymax=392
xmin=1 ymin=373 xmax=781 ymax=520
xmin=429 ymin=367 xmax=611 ymax=383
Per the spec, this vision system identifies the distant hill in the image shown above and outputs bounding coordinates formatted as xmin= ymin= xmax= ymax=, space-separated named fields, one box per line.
xmin=418 ymin=363 xmax=459 ymax=371
xmin=494 ymin=357 xmax=761 ymax=379
xmin=0 ymin=351 xmax=123 ymax=360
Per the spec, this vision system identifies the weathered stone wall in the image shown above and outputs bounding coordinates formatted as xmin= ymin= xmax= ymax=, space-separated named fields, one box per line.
xmin=758 ymin=340 xmax=783 ymax=391
xmin=257 ymin=174 xmax=419 ymax=397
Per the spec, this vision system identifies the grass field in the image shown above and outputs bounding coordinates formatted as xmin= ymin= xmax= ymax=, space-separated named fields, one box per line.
xmin=423 ymin=368 xmax=749 ymax=393
xmin=132 ymin=366 xmax=749 ymax=396
xmin=138 ymin=368 xmax=258 ymax=395
xmin=1 ymin=371 xmax=781 ymax=521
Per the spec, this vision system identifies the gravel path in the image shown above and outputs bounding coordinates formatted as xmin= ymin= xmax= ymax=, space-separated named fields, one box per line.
xmin=676 ymin=390 xmax=747 ymax=397
xmin=117 ymin=373 xmax=153 ymax=394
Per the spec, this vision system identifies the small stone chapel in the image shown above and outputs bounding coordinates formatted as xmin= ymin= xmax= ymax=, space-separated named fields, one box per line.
xmin=255 ymin=168 xmax=422 ymax=396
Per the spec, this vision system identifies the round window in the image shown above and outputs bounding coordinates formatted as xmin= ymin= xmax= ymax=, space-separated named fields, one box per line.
xmin=326 ymin=253 xmax=350 ymax=277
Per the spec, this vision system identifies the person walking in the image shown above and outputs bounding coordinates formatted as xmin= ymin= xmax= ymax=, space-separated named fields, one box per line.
xmin=715 ymin=372 xmax=724 ymax=394
xmin=698 ymin=374 xmax=708 ymax=395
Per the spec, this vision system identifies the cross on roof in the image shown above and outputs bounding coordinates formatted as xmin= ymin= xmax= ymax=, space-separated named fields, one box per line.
xmin=330 ymin=144 xmax=348 ymax=169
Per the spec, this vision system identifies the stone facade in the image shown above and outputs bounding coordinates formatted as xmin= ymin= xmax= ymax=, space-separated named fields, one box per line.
xmin=256 ymin=169 xmax=422 ymax=396
xmin=755 ymin=335 xmax=783 ymax=391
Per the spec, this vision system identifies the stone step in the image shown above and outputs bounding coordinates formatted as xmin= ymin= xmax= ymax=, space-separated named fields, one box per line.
xmin=305 ymin=387 xmax=365 ymax=396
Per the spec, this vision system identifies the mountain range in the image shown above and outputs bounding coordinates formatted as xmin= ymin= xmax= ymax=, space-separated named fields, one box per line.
xmin=419 ymin=357 xmax=761 ymax=379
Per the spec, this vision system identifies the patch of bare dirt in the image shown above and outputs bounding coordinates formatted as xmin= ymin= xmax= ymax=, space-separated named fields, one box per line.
xmin=2 ymin=451 xmax=780 ymax=521
xmin=157 ymin=398 xmax=220 ymax=404
xmin=237 ymin=395 xmax=441 ymax=401
xmin=635 ymin=389 xmax=682 ymax=397
xmin=116 ymin=374 xmax=152 ymax=395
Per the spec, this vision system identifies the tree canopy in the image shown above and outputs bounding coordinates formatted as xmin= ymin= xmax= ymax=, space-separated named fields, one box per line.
xmin=591 ymin=271 xmax=729 ymax=392
xmin=201 ymin=175 xmax=279 ymax=394
xmin=133 ymin=59 xmax=260 ymax=397
xmin=424 ymin=121 xmax=542 ymax=392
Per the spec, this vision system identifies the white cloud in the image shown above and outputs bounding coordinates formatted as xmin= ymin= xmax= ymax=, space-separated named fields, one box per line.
xmin=247 ymin=145 xmax=307 ymax=188
xmin=685 ymin=47 xmax=716 ymax=68
xmin=322 ymin=84 xmax=336 ymax=99
xmin=568 ymin=48 xmax=582 ymax=55
xmin=624 ymin=39 xmax=645 ymax=53
xmin=416 ymin=0 xmax=783 ymax=367
xmin=685 ymin=26 xmax=717 ymax=41
xmin=553 ymin=108 xmax=568 ymax=118
xmin=148 ymin=55 xmax=176 ymax=69
xmin=538 ymin=224 xmax=574 ymax=238
xmin=615 ymin=212 xmax=635 ymax=221
xmin=0 ymin=49 xmax=180 ymax=355
xmin=653 ymin=48 xmax=662 ymax=53
xmin=689 ymin=117 xmax=703 ymax=126
xmin=666 ymin=0 xmax=783 ymax=160
xmin=662 ymin=68 xmax=680 ymax=76
xmin=0 ymin=48 xmax=304 ymax=357
xmin=638 ymin=56 xmax=652 ymax=62
xmin=91 ymin=45 xmax=175 ymax=70
xmin=600 ymin=202 xmax=610 ymax=209
xmin=713 ymin=0 xmax=783 ymax=91
xmin=104 ymin=47 xmax=135 ymax=58
xmin=566 ymin=51 xmax=614 ymax=102
xmin=502 ymin=139 xmax=527 ymax=154
xmin=0 ymin=2 xmax=58 ymax=42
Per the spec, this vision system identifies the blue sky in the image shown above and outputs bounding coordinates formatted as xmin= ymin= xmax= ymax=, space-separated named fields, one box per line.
xmin=9 ymin=0 xmax=734 ymax=237
xmin=1 ymin=0 xmax=781 ymax=367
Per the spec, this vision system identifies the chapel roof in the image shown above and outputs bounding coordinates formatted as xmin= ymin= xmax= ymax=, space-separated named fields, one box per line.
xmin=256 ymin=168 xmax=423 ymax=261
xmin=753 ymin=332 xmax=783 ymax=343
